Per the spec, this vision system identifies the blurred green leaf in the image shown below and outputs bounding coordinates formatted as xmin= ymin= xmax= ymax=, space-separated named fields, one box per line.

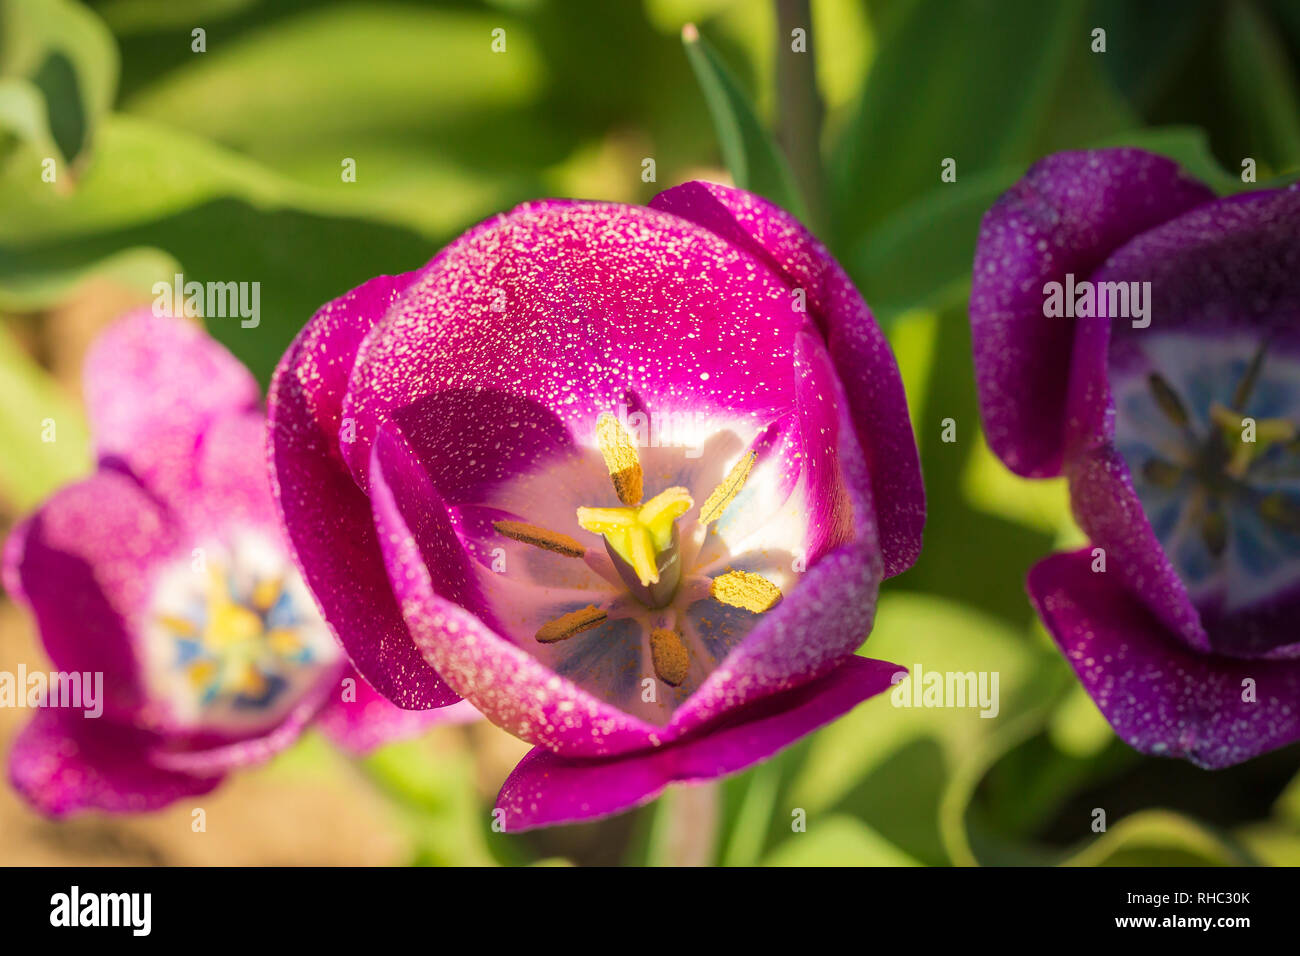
xmin=0 ymin=321 xmax=91 ymax=510
xmin=762 ymin=815 xmax=921 ymax=866
xmin=0 ymin=0 xmax=118 ymax=164
xmin=829 ymin=0 xmax=1086 ymax=246
xmin=361 ymin=735 xmax=497 ymax=867
xmin=1221 ymin=0 xmax=1300 ymax=170
xmin=1060 ymin=810 xmax=1253 ymax=866
xmin=0 ymin=77 xmax=59 ymax=158
xmin=1091 ymin=125 xmax=1256 ymax=194
xmin=682 ymin=23 xmax=809 ymax=221
xmin=720 ymin=762 xmax=780 ymax=867
xmin=854 ymin=163 xmax=1019 ymax=323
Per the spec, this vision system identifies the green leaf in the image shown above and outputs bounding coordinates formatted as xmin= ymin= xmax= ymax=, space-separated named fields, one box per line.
xmin=681 ymin=23 xmax=809 ymax=221
xmin=1060 ymin=810 xmax=1253 ymax=866
xmin=762 ymin=815 xmax=920 ymax=866
xmin=1089 ymin=125 xmax=1249 ymax=194
xmin=853 ymin=163 xmax=1021 ymax=323
xmin=0 ymin=321 xmax=91 ymax=510
xmin=0 ymin=0 xmax=119 ymax=164
xmin=829 ymin=0 xmax=1087 ymax=246
xmin=1221 ymin=0 xmax=1300 ymax=171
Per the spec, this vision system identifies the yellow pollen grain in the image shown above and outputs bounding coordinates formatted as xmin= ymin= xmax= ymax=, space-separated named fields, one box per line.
xmin=699 ymin=451 xmax=756 ymax=526
xmin=710 ymin=570 xmax=782 ymax=613
xmin=535 ymin=604 xmax=607 ymax=644
xmin=493 ymin=520 xmax=585 ymax=558
xmin=596 ymin=412 xmax=643 ymax=505
xmin=649 ymin=628 xmax=690 ymax=686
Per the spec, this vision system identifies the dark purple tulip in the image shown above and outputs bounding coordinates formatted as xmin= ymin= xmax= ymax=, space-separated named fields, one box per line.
xmin=971 ymin=148 xmax=1300 ymax=768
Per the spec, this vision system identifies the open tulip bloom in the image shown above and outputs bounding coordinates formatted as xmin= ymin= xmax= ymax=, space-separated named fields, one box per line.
xmin=5 ymin=312 xmax=473 ymax=816
xmin=269 ymin=181 xmax=924 ymax=829
xmin=971 ymin=148 xmax=1300 ymax=768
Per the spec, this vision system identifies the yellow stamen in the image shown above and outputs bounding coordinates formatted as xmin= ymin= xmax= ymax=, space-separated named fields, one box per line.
xmin=710 ymin=570 xmax=782 ymax=613
xmin=649 ymin=628 xmax=690 ymax=686
xmin=492 ymin=520 xmax=585 ymax=558
xmin=700 ymin=451 xmax=756 ymax=526
xmin=158 ymin=614 xmax=198 ymax=637
xmin=536 ymin=604 xmax=607 ymax=644
xmin=596 ymin=412 xmax=643 ymax=505
xmin=251 ymin=576 xmax=282 ymax=612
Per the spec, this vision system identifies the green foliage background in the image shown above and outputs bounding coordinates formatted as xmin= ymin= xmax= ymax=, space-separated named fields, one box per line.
xmin=2 ymin=0 xmax=1300 ymax=865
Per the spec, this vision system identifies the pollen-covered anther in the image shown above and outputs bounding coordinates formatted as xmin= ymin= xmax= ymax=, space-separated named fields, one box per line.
xmin=596 ymin=412 xmax=643 ymax=505
xmin=536 ymin=604 xmax=607 ymax=644
xmin=710 ymin=570 xmax=782 ymax=613
xmin=492 ymin=520 xmax=585 ymax=558
xmin=700 ymin=451 xmax=756 ymax=526
xmin=649 ymin=627 xmax=690 ymax=686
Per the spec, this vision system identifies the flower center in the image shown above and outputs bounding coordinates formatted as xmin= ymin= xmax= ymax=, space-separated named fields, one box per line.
xmin=1114 ymin=334 xmax=1300 ymax=612
xmin=142 ymin=529 xmax=339 ymax=731
xmin=490 ymin=412 xmax=783 ymax=688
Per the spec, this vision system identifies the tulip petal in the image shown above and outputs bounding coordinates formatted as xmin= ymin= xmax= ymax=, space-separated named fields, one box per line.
xmin=649 ymin=180 xmax=924 ymax=577
xmin=368 ymin=423 xmax=664 ymax=757
xmin=1028 ymin=548 xmax=1300 ymax=769
xmin=83 ymin=310 xmax=259 ymax=510
xmin=4 ymin=470 xmax=181 ymax=719
xmin=269 ymin=272 xmax=461 ymax=710
xmin=970 ymin=149 xmax=1213 ymax=478
xmin=9 ymin=708 xmax=219 ymax=817
xmin=315 ymin=668 xmax=481 ymax=754
xmin=495 ymin=654 xmax=900 ymax=830
xmin=339 ymin=199 xmax=806 ymax=494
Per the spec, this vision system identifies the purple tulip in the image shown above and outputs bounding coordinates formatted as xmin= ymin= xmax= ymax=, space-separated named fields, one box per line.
xmin=971 ymin=148 xmax=1300 ymax=768
xmin=4 ymin=312 xmax=473 ymax=816
xmin=268 ymin=182 xmax=924 ymax=829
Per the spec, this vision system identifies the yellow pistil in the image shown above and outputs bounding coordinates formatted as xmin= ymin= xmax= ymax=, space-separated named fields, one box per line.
xmin=710 ymin=570 xmax=783 ymax=612
xmin=577 ymin=487 xmax=694 ymax=586
xmin=492 ymin=520 xmax=586 ymax=558
xmin=536 ymin=604 xmax=608 ymax=644
xmin=649 ymin=628 xmax=690 ymax=686
xmin=596 ymin=412 xmax=643 ymax=506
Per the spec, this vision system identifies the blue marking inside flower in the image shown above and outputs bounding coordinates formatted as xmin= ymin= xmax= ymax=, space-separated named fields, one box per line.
xmin=1113 ymin=333 xmax=1300 ymax=612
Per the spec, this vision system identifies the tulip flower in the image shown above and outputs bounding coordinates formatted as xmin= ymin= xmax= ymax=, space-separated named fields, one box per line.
xmin=971 ymin=148 xmax=1300 ymax=767
xmin=269 ymin=182 xmax=924 ymax=829
xmin=5 ymin=312 xmax=472 ymax=816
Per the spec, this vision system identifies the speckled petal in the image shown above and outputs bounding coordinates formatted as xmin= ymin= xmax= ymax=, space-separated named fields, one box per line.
xmin=268 ymin=272 xmax=461 ymax=710
xmin=648 ymin=181 xmax=923 ymax=576
xmin=4 ymin=470 xmax=181 ymax=719
xmin=84 ymin=310 xmax=259 ymax=509
xmin=338 ymin=199 xmax=806 ymax=493
xmin=9 ymin=708 xmax=220 ymax=817
xmin=1066 ymin=443 xmax=1210 ymax=652
xmin=368 ymin=425 xmax=663 ymax=757
xmin=970 ymin=149 xmax=1214 ymax=478
xmin=190 ymin=410 xmax=279 ymax=534
xmin=1028 ymin=549 xmax=1300 ymax=769
xmin=315 ymin=667 xmax=481 ymax=753
xmin=667 ymin=332 xmax=883 ymax=736
xmin=495 ymin=654 xmax=900 ymax=830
